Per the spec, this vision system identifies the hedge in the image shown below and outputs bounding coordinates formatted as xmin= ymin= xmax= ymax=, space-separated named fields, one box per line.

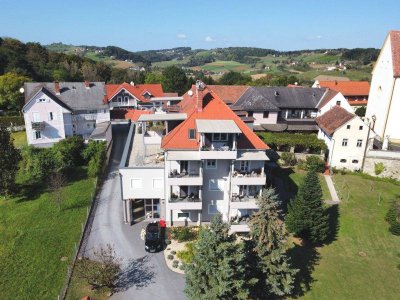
xmin=257 ymin=132 xmax=327 ymax=152
xmin=0 ymin=116 xmax=24 ymax=127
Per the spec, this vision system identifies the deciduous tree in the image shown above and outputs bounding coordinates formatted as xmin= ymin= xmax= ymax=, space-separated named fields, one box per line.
xmin=0 ymin=72 xmax=31 ymax=111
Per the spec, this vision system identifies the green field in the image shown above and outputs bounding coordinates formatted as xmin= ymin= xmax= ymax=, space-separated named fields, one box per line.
xmin=289 ymin=173 xmax=400 ymax=299
xmin=0 ymin=168 xmax=96 ymax=299
xmin=11 ymin=131 xmax=27 ymax=148
xmin=194 ymin=60 xmax=252 ymax=73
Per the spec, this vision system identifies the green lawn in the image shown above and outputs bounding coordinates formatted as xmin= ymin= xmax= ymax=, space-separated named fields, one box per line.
xmin=194 ymin=60 xmax=251 ymax=73
xmin=11 ymin=131 xmax=27 ymax=148
xmin=0 ymin=168 xmax=96 ymax=299
xmin=290 ymin=174 xmax=400 ymax=300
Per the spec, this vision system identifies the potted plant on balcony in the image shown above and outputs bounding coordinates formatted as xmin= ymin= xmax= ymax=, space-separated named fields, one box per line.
xmin=171 ymin=193 xmax=178 ymax=200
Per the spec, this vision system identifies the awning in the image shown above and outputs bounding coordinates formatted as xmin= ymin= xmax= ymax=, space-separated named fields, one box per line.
xmin=196 ymin=119 xmax=241 ymax=133
xmin=166 ymin=151 xmax=200 ymax=161
xmin=236 ymin=150 xmax=269 ymax=161
xmin=150 ymin=96 xmax=183 ymax=101
xmin=138 ymin=113 xmax=187 ymax=122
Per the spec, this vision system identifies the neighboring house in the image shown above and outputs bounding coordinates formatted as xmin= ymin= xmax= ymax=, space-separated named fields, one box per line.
xmin=231 ymin=86 xmax=351 ymax=132
xmin=316 ymin=105 xmax=372 ymax=171
xmin=119 ymin=81 xmax=269 ymax=233
xmin=365 ymin=30 xmax=400 ymax=145
xmin=316 ymin=89 xmax=353 ymax=116
xmin=313 ymin=80 xmax=370 ymax=109
xmin=22 ymin=82 xmax=111 ymax=147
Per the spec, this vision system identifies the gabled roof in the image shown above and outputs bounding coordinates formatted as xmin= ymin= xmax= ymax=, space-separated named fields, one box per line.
xmin=389 ymin=30 xmax=400 ymax=77
xmin=24 ymin=82 xmax=107 ymax=110
xmin=161 ymin=86 xmax=268 ymax=150
xmin=233 ymin=86 xmax=326 ymax=111
xmin=316 ymin=81 xmax=370 ymax=96
xmin=22 ymin=86 xmax=73 ymax=112
xmin=315 ymin=105 xmax=355 ymax=136
xmin=106 ymin=83 xmax=164 ymax=103
xmin=316 ymin=89 xmax=339 ymax=109
xmin=181 ymin=85 xmax=248 ymax=106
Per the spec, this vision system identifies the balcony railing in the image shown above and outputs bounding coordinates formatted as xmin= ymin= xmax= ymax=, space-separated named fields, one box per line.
xmin=169 ymin=196 xmax=201 ymax=203
xmin=231 ymin=194 xmax=258 ymax=202
xmin=169 ymin=171 xmax=200 ymax=178
xmin=72 ymin=114 xmax=97 ymax=121
xmin=31 ymin=121 xmax=45 ymax=130
xmin=233 ymin=169 xmax=263 ymax=177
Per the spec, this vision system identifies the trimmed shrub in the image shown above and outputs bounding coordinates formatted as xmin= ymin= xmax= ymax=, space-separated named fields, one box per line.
xmin=258 ymin=132 xmax=327 ymax=152
xmin=167 ymin=254 xmax=174 ymax=260
xmin=280 ymin=152 xmax=297 ymax=166
xmin=374 ymin=162 xmax=385 ymax=175
xmin=170 ymin=250 xmax=176 ymax=255
xmin=170 ymin=227 xmax=197 ymax=242
xmin=389 ymin=223 xmax=400 ymax=236
xmin=179 ymin=264 xmax=185 ymax=271
xmin=172 ymin=260 xmax=179 ymax=268
xmin=386 ymin=200 xmax=400 ymax=236
xmin=306 ymin=155 xmax=325 ymax=173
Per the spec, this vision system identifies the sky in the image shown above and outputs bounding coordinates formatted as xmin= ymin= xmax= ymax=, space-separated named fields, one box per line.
xmin=1 ymin=0 xmax=399 ymax=51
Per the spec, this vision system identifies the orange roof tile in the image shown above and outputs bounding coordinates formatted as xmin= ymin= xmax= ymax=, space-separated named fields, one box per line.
xmin=348 ymin=100 xmax=368 ymax=106
xmin=162 ymin=86 xmax=268 ymax=150
xmin=389 ymin=30 xmax=400 ymax=77
xmin=106 ymin=83 xmax=164 ymax=103
xmin=110 ymin=108 xmax=151 ymax=121
xmin=315 ymin=105 xmax=355 ymax=136
xmin=317 ymin=81 xmax=370 ymax=97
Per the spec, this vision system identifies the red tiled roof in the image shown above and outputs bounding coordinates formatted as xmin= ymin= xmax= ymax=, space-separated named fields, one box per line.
xmin=110 ymin=108 xmax=151 ymax=121
xmin=106 ymin=83 xmax=164 ymax=103
xmin=161 ymin=86 xmax=268 ymax=150
xmin=315 ymin=105 xmax=355 ymax=136
xmin=348 ymin=100 xmax=368 ymax=106
xmin=164 ymin=92 xmax=179 ymax=97
xmin=181 ymin=85 xmax=248 ymax=106
xmin=389 ymin=30 xmax=400 ymax=77
xmin=316 ymin=89 xmax=339 ymax=109
xmin=317 ymin=81 xmax=370 ymax=96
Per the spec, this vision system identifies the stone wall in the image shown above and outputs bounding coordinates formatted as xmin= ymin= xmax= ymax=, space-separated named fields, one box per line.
xmin=363 ymin=150 xmax=400 ymax=180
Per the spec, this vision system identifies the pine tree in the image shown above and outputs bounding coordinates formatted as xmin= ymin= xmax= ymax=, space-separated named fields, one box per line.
xmin=249 ymin=188 xmax=298 ymax=297
xmin=184 ymin=214 xmax=252 ymax=300
xmin=286 ymin=170 xmax=330 ymax=244
xmin=0 ymin=126 xmax=21 ymax=197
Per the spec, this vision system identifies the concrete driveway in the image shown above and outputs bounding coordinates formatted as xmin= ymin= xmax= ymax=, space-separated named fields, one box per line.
xmin=83 ymin=125 xmax=186 ymax=300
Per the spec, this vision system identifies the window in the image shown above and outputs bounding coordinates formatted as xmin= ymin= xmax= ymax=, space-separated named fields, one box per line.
xmin=87 ymin=123 xmax=91 ymax=128
xmin=123 ymin=96 xmax=129 ymax=105
xmin=206 ymin=159 xmax=217 ymax=169
xmin=212 ymin=133 xmax=228 ymax=141
xmin=248 ymin=111 xmax=253 ymax=117
xmin=209 ymin=179 xmax=224 ymax=191
xmin=152 ymin=178 xmax=163 ymax=189
xmin=340 ymin=159 xmax=347 ymax=163
xmin=359 ymin=126 xmax=363 ymax=130
xmin=356 ymin=139 xmax=362 ymax=147
xmin=32 ymin=112 xmax=40 ymax=122
xmin=188 ymin=129 xmax=196 ymax=139
xmin=178 ymin=212 xmax=190 ymax=219
xmin=34 ymin=131 xmax=41 ymax=139
xmin=240 ymin=161 xmax=249 ymax=172
xmin=208 ymin=204 xmax=218 ymax=214
xmin=352 ymin=159 xmax=359 ymax=164
xmin=346 ymin=125 xmax=351 ymax=129
xmin=342 ymin=138 xmax=348 ymax=146
xmin=336 ymin=100 xmax=341 ymax=106
xmin=263 ymin=111 xmax=269 ymax=118
xmin=131 ymin=178 xmax=142 ymax=189
xmin=48 ymin=112 xmax=54 ymax=121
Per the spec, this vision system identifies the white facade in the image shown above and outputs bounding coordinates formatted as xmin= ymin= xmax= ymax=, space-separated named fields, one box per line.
xmin=252 ymin=111 xmax=279 ymax=125
xmin=366 ymin=32 xmax=400 ymax=143
xmin=318 ymin=93 xmax=353 ymax=116
xmin=318 ymin=116 xmax=371 ymax=170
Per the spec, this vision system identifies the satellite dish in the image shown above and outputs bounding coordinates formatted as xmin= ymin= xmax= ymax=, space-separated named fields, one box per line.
xmin=19 ymin=87 xmax=25 ymax=94
xmin=188 ymin=90 xmax=193 ymax=97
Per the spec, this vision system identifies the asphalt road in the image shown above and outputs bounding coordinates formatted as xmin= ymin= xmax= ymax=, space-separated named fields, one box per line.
xmin=84 ymin=125 xmax=186 ymax=300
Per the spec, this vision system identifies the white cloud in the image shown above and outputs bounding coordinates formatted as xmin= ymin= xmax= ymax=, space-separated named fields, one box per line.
xmin=177 ymin=33 xmax=187 ymax=39
xmin=205 ymin=36 xmax=216 ymax=42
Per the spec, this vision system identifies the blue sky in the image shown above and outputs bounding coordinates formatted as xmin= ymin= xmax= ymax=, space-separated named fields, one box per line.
xmin=1 ymin=0 xmax=399 ymax=51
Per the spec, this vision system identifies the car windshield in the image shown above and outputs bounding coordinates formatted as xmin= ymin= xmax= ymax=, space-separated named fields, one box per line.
xmin=146 ymin=224 xmax=159 ymax=240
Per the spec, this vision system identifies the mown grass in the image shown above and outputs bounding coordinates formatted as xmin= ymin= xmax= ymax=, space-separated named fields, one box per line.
xmin=11 ymin=130 xmax=27 ymax=148
xmin=0 ymin=168 xmax=96 ymax=300
xmin=290 ymin=174 xmax=400 ymax=300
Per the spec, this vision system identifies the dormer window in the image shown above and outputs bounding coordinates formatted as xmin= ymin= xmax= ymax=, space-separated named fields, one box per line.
xmin=143 ymin=91 xmax=152 ymax=99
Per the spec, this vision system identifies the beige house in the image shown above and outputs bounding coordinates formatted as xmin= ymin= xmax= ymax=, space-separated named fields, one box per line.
xmin=365 ymin=30 xmax=400 ymax=145
xmin=316 ymin=106 xmax=373 ymax=171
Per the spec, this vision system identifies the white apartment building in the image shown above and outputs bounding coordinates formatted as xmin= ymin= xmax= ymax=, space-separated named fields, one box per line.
xmin=119 ymin=82 xmax=269 ymax=232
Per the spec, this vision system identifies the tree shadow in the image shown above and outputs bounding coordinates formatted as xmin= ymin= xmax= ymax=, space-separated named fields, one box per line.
xmin=325 ymin=204 xmax=340 ymax=245
xmin=14 ymin=181 xmax=47 ymax=203
xmin=287 ymin=242 xmax=320 ymax=298
xmin=115 ymin=255 xmax=156 ymax=292
xmin=269 ymin=166 xmax=298 ymax=214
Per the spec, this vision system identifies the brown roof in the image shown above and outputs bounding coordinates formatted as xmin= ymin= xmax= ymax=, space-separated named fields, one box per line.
xmin=317 ymin=89 xmax=339 ymax=109
xmin=206 ymin=85 xmax=249 ymax=104
xmin=390 ymin=30 xmax=400 ymax=77
xmin=315 ymin=105 xmax=355 ymax=136
xmin=317 ymin=81 xmax=370 ymax=97
xmin=164 ymin=92 xmax=179 ymax=97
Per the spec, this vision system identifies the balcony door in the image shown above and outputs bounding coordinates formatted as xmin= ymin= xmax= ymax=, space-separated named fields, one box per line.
xmin=180 ymin=161 xmax=188 ymax=174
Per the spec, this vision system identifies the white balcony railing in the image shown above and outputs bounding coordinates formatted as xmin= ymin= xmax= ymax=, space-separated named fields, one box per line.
xmin=72 ymin=114 xmax=97 ymax=121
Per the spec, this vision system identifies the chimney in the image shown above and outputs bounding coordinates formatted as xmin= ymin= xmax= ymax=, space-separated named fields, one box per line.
xmin=130 ymin=81 xmax=135 ymax=86
xmin=195 ymin=81 xmax=206 ymax=112
xmin=54 ymin=82 xmax=60 ymax=95
xmin=335 ymin=80 xmax=338 ymax=85
xmin=84 ymin=81 xmax=90 ymax=89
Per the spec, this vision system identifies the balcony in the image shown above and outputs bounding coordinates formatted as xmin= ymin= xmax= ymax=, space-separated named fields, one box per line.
xmin=200 ymin=142 xmax=237 ymax=159
xmin=169 ymin=196 xmax=202 ymax=210
xmin=232 ymin=169 xmax=266 ymax=185
xmin=168 ymin=171 xmax=202 ymax=185
xmin=230 ymin=195 xmax=259 ymax=209
xmin=31 ymin=121 xmax=45 ymax=130
xmin=72 ymin=114 xmax=97 ymax=121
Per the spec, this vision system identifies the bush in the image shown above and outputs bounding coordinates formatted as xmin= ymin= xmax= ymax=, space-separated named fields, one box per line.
xmin=0 ymin=116 xmax=24 ymax=127
xmin=297 ymin=159 xmax=307 ymax=171
xmin=386 ymin=200 xmax=400 ymax=236
xmin=83 ymin=140 xmax=107 ymax=178
xmin=258 ymin=132 xmax=327 ymax=152
xmin=170 ymin=250 xmax=176 ymax=255
xmin=52 ymin=136 xmax=85 ymax=170
xmin=179 ymin=264 xmax=185 ymax=271
xmin=389 ymin=223 xmax=400 ymax=236
xmin=167 ymin=254 xmax=174 ymax=260
xmin=374 ymin=162 xmax=385 ymax=175
xmin=280 ymin=152 xmax=297 ymax=166
xmin=306 ymin=155 xmax=325 ymax=173
xmin=177 ymin=242 xmax=195 ymax=264
xmin=172 ymin=260 xmax=179 ymax=268
xmin=170 ymin=227 xmax=197 ymax=242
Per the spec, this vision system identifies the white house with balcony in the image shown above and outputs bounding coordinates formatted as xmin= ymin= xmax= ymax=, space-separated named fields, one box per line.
xmin=119 ymin=82 xmax=270 ymax=233
xmin=22 ymin=82 xmax=111 ymax=147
